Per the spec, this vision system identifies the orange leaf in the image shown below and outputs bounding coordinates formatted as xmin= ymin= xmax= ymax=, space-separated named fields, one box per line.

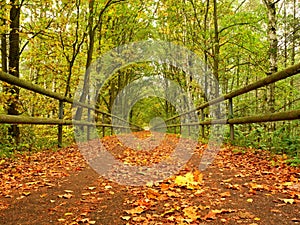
xmin=125 ymin=206 xmax=145 ymax=215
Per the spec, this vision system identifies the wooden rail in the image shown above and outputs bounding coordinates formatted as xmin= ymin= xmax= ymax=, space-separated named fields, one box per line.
xmin=0 ymin=71 xmax=137 ymax=122
xmin=155 ymin=62 xmax=300 ymax=139
xmin=1 ymin=62 xmax=299 ymax=146
xmin=0 ymin=71 xmax=142 ymax=146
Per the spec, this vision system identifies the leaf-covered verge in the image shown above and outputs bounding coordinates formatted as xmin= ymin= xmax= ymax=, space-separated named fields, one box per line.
xmin=0 ymin=131 xmax=299 ymax=225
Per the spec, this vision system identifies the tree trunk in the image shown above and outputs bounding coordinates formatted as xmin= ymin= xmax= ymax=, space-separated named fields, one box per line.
xmin=203 ymin=0 xmax=209 ymax=101
xmin=7 ymin=0 xmax=21 ymax=143
xmin=263 ymin=0 xmax=279 ymax=113
xmin=1 ymin=0 xmax=7 ymax=73
xmin=212 ymin=0 xmax=220 ymax=118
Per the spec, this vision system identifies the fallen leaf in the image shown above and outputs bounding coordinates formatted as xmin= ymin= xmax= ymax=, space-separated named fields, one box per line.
xmin=247 ymin=198 xmax=253 ymax=203
xmin=220 ymin=191 xmax=231 ymax=197
xmin=202 ymin=210 xmax=217 ymax=220
xmin=121 ymin=216 xmax=131 ymax=221
xmin=132 ymin=216 xmax=147 ymax=222
xmin=105 ymin=185 xmax=112 ymax=189
xmin=40 ymin=193 xmax=47 ymax=198
xmin=174 ymin=172 xmax=199 ymax=189
xmin=166 ymin=191 xmax=179 ymax=197
xmin=222 ymin=178 xmax=233 ymax=183
xmin=22 ymin=192 xmax=31 ymax=196
xmin=280 ymin=198 xmax=294 ymax=204
xmin=161 ymin=208 xmax=175 ymax=217
xmin=125 ymin=206 xmax=145 ymax=215
xmin=291 ymin=218 xmax=300 ymax=222
xmin=183 ymin=206 xmax=199 ymax=221
xmin=58 ymin=193 xmax=73 ymax=199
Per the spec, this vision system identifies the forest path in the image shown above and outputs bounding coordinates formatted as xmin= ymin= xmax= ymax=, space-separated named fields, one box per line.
xmin=0 ymin=131 xmax=299 ymax=224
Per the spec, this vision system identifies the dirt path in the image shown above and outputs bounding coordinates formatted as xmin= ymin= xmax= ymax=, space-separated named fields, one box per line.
xmin=0 ymin=132 xmax=299 ymax=224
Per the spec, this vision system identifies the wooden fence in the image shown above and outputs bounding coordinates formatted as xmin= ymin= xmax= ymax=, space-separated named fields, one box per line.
xmin=0 ymin=71 xmax=142 ymax=147
xmin=0 ymin=62 xmax=299 ymax=146
xmin=154 ymin=62 xmax=300 ymax=140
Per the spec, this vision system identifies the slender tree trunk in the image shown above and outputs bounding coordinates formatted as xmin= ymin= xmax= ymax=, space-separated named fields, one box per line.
xmin=203 ymin=0 xmax=209 ymax=101
xmin=263 ymin=0 xmax=279 ymax=114
xmin=64 ymin=62 xmax=74 ymax=98
xmin=7 ymin=0 xmax=21 ymax=143
xmin=74 ymin=0 xmax=95 ymax=121
xmin=291 ymin=0 xmax=296 ymax=66
xmin=283 ymin=0 xmax=287 ymax=68
xmin=213 ymin=0 xmax=220 ymax=118
xmin=1 ymin=0 xmax=7 ymax=73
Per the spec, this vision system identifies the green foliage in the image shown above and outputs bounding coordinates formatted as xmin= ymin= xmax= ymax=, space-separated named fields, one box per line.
xmin=285 ymin=157 xmax=300 ymax=167
xmin=228 ymin=123 xmax=300 ymax=158
xmin=0 ymin=125 xmax=74 ymax=158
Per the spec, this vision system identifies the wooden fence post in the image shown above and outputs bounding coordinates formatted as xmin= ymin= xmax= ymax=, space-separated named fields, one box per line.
xmin=201 ymin=108 xmax=205 ymax=138
xmin=58 ymin=100 xmax=63 ymax=147
xmin=102 ymin=114 xmax=105 ymax=137
xmin=174 ymin=119 xmax=176 ymax=134
xmin=87 ymin=107 xmax=91 ymax=140
xmin=229 ymin=98 xmax=234 ymax=140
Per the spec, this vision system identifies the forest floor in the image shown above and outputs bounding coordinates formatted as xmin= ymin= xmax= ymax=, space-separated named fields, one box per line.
xmin=0 ymin=131 xmax=300 ymax=225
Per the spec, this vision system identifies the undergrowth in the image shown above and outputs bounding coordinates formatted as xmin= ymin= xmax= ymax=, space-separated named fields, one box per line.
xmin=0 ymin=124 xmax=74 ymax=158
xmin=227 ymin=123 xmax=300 ymax=166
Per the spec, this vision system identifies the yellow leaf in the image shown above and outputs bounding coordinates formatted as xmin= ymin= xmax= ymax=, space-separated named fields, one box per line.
xmin=282 ymin=198 xmax=294 ymax=204
xmin=121 ymin=216 xmax=131 ymax=221
xmin=249 ymin=183 xmax=264 ymax=190
xmin=222 ymin=178 xmax=233 ymax=183
xmin=161 ymin=208 xmax=175 ymax=217
xmin=183 ymin=206 xmax=199 ymax=221
xmin=105 ymin=185 xmax=112 ymax=189
xmin=254 ymin=217 xmax=261 ymax=221
xmin=146 ymin=181 xmax=153 ymax=187
xmin=64 ymin=212 xmax=73 ymax=216
xmin=247 ymin=198 xmax=253 ymax=203
xmin=22 ymin=192 xmax=31 ymax=196
xmin=283 ymin=182 xmax=293 ymax=186
xmin=211 ymin=209 xmax=223 ymax=214
xmin=166 ymin=191 xmax=179 ymax=197
xmin=174 ymin=172 xmax=199 ymax=189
